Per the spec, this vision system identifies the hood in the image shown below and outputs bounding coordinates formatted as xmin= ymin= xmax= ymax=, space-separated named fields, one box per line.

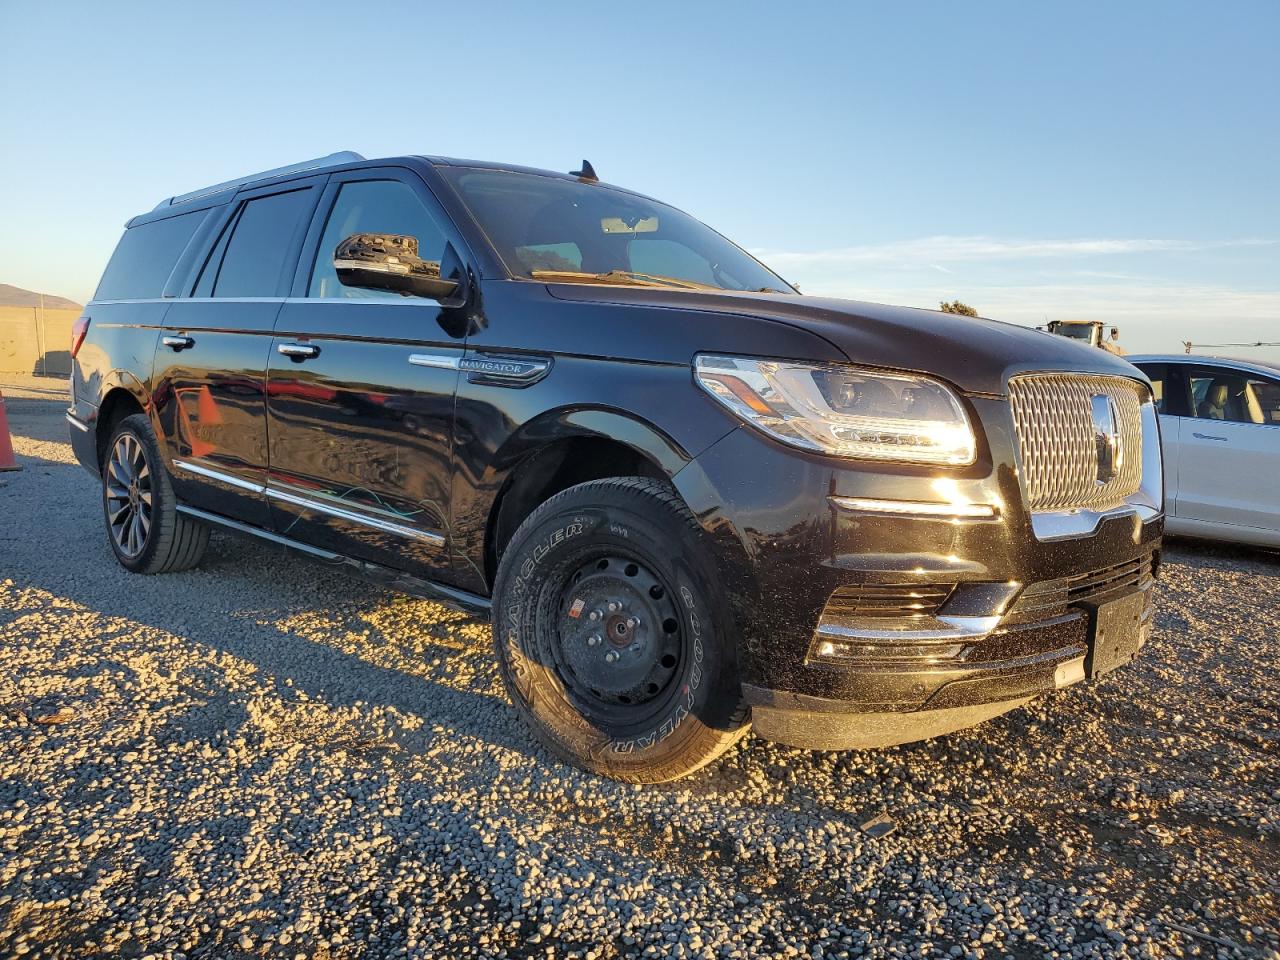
xmin=545 ymin=285 xmax=1141 ymax=395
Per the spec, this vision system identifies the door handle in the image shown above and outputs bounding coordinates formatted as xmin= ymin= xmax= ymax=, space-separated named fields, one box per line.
xmin=162 ymin=335 xmax=194 ymax=351
xmin=277 ymin=342 xmax=320 ymax=362
xmin=1192 ymin=431 xmax=1227 ymax=442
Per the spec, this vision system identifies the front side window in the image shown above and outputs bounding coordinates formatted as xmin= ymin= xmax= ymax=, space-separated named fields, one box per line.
xmin=309 ymin=180 xmax=448 ymax=299
xmin=440 ymin=168 xmax=793 ymax=294
xmin=1187 ymin=367 xmax=1274 ymax=424
xmin=211 ymin=189 xmax=314 ymax=298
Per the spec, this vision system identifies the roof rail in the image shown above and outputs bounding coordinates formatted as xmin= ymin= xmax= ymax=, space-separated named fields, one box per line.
xmin=153 ymin=151 xmax=366 ymax=210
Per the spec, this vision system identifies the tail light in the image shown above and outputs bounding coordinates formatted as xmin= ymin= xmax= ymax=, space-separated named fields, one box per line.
xmin=70 ymin=316 xmax=90 ymax=359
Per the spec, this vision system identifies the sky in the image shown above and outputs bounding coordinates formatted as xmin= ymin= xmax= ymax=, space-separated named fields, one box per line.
xmin=2 ymin=0 xmax=1277 ymax=359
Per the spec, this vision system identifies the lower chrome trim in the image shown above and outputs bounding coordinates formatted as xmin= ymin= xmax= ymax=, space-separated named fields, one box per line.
xmin=172 ymin=458 xmax=265 ymax=493
xmin=265 ymin=484 xmax=445 ymax=546
xmin=172 ymin=459 xmax=445 ymax=546
xmin=65 ymin=411 xmax=92 ymax=433
xmin=829 ymin=495 xmax=999 ymax=520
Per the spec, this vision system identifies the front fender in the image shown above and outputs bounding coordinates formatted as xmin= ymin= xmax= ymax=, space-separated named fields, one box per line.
xmin=488 ymin=405 xmax=701 ymax=481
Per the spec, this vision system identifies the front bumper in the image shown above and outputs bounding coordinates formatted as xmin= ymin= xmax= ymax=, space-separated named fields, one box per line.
xmin=743 ymin=578 xmax=1154 ymax=749
xmin=671 ymin=394 xmax=1163 ymax=748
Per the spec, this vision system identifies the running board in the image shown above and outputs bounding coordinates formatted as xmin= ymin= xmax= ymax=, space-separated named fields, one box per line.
xmin=176 ymin=504 xmax=491 ymax=615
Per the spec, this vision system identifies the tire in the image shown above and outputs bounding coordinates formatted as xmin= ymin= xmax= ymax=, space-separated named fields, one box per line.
xmin=102 ymin=413 xmax=209 ymax=574
xmin=492 ymin=477 xmax=750 ymax=782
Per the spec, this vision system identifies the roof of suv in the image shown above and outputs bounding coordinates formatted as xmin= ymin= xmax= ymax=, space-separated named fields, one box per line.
xmin=139 ymin=151 xmax=649 ymax=227
xmin=151 ymin=151 xmax=368 ymax=212
xmin=425 ymin=155 xmax=585 ymax=181
xmin=1127 ymin=354 xmax=1280 ymax=377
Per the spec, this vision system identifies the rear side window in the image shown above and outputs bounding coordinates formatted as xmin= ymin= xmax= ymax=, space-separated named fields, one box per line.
xmin=1134 ymin=363 xmax=1169 ymax=414
xmin=95 ymin=211 xmax=206 ymax=301
xmin=210 ymin=189 xmax=314 ymax=297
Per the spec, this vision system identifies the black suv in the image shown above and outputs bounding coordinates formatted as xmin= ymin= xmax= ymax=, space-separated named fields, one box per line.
xmin=68 ymin=151 xmax=1163 ymax=781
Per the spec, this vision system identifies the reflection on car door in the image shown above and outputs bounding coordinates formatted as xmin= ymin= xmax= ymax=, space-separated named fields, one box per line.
xmin=154 ymin=179 xmax=323 ymax=526
xmin=1176 ymin=365 xmax=1280 ymax=533
xmin=264 ymin=171 xmax=467 ymax=582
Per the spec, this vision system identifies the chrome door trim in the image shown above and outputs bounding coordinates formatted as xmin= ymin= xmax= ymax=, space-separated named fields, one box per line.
xmin=174 ymin=458 xmax=447 ymax=547
xmin=265 ymin=484 xmax=445 ymax=546
xmin=92 ymin=297 xmax=287 ymax=305
xmin=172 ymin=458 xmax=267 ymax=493
xmin=284 ymin=296 xmax=434 ymax=307
xmin=408 ymin=353 xmax=461 ymax=370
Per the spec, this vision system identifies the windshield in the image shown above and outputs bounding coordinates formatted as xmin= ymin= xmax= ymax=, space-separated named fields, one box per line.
xmin=1056 ymin=324 xmax=1096 ymax=340
xmin=440 ymin=168 xmax=794 ymax=294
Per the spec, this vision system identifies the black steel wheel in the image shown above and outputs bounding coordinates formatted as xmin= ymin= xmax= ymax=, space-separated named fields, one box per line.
xmin=102 ymin=413 xmax=209 ymax=574
xmin=493 ymin=477 xmax=749 ymax=782
xmin=553 ymin=553 xmax=683 ymax=716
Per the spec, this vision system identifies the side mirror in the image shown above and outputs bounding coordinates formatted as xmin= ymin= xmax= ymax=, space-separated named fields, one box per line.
xmin=334 ymin=233 xmax=460 ymax=301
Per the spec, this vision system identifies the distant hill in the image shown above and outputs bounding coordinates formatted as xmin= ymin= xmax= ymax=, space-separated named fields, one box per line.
xmin=0 ymin=284 xmax=83 ymax=311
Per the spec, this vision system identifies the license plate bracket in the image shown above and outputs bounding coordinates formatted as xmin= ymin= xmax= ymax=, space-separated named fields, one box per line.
xmin=1087 ymin=591 xmax=1149 ymax=677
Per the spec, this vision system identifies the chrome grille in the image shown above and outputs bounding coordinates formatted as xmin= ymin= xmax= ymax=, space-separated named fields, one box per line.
xmin=1008 ymin=373 xmax=1146 ymax=513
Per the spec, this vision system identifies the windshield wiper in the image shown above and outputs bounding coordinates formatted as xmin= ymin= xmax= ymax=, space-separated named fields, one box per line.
xmin=530 ymin=270 xmax=717 ymax=291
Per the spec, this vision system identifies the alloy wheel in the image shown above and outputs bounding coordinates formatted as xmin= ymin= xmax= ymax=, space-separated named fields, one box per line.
xmin=105 ymin=433 xmax=152 ymax=557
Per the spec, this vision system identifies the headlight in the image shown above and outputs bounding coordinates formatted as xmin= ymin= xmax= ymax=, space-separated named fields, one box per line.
xmin=694 ymin=355 xmax=977 ymax=465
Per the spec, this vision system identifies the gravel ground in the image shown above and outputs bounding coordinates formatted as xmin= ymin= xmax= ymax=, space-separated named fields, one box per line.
xmin=2 ymin=376 xmax=1278 ymax=959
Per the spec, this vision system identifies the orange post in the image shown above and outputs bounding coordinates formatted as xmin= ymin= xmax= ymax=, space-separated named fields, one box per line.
xmin=0 ymin=391 xmax=20 ymax=472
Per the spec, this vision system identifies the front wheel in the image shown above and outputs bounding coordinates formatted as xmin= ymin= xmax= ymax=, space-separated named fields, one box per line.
xmin=102 ymin=413 xmax=209 ymax=574
xmin=492 ymin=477 xmax=749 ymax=782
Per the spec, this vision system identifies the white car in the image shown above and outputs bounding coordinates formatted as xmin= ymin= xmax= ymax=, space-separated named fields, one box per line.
xmin=1128 ymin=355 xmax=1280 ymax=548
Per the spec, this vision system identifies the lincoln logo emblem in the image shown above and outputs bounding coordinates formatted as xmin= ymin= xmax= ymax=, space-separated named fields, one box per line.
xmin=1089 ymin=393 xmax=1122 ymax=484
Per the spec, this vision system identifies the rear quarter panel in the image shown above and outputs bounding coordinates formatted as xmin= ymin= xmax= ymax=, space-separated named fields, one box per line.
xmin=71 ymin=301 xmax=169 ymax=455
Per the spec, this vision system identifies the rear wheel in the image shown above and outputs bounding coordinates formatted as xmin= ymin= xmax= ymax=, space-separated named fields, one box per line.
xmin=492 ymin=477 xmax=749 ymax=782
xmin=102 ymin=413 xmax=209 ymax=574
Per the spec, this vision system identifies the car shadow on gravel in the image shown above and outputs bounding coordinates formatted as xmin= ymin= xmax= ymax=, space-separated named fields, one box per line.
xmin=1163 ymin=535 xmax=1280 ymax=571
xmin=3 ymin=525 xmax=553 ymax=770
